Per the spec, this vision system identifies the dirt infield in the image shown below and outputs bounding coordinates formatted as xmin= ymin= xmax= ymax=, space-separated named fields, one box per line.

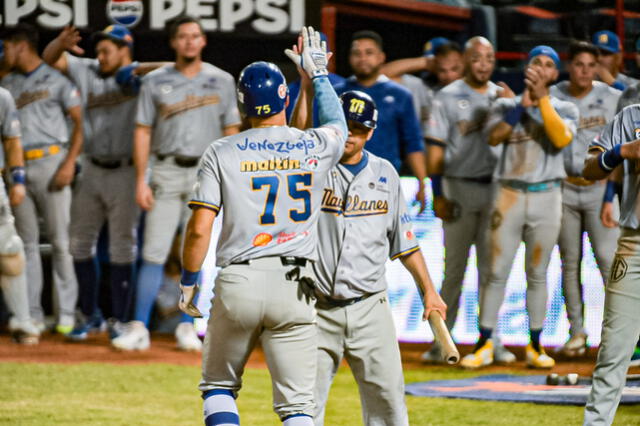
xmin=3 ymin=330 xmax=638 ymax=378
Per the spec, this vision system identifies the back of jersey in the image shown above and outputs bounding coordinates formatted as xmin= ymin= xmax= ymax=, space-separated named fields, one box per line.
xmin=190 ymin=125 xmax=344 ymax=266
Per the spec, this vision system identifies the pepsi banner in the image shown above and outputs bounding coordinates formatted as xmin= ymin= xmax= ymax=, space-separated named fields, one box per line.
xmin=0 ymin=0 xmax=313 ymax=35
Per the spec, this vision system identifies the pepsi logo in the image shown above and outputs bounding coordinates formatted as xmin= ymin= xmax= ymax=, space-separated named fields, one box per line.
xmin=107 ymin=0 xmax=143 ymax=28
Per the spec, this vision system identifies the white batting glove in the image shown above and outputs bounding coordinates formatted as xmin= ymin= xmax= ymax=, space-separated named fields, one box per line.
xmin=285 ymin=26 xmax=328 ymax=79
xmin=179 ymin=284 xmax=203 ymax=318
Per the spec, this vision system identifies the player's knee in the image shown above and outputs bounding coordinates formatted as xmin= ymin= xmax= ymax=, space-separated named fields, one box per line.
xmin=109 ymin=243 xmax=137 ymax=264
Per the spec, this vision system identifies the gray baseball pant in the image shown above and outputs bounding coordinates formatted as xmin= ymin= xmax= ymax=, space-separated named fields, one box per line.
xmin=313 ymin=292 xmax=408 ymax=426
xmin=142 ymin=158 xmax=196 ymax=264
xmin=199 ymin=257 xmax=317 ymax=420
xmin=440 ymin=178 xmax=494 ymax=331
xmin=584 ymin=229 xmax=640 ymax=426
xmin=70 ymin=160 xmax=139 ymax=263
xmin=559 ymin=181 xmax=619 ymax=337
xmin=13 ymin=153 xmax=77 ymax=322
xmin=480 ymin=184 xmax=562 ymax=330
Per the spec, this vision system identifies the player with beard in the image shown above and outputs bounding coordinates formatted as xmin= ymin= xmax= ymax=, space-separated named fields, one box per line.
xmin=112 ymin=16 xmax=241 ymax=351
xmin=335 ymin=30 xmax=428 ymax=212
xmin=420 ymin=37 xmax=515 ymax=364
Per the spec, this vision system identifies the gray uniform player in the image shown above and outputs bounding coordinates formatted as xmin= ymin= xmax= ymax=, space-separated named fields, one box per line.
xmin=423 ymin=37 xmax=515 ymax=363
xmin=112 ymin=16 xmax=241 ymax=351
xmin=582 ymin=104 xmax=640 ymax=425
xmin=0 ymin=82 xmax=40 ymax=344
xmin=306 ymin=89 xmax=446 ymax=426
xmin=178 ymin=28 xmax=347 ymax=426
xmin=462 ymin=46 xmax=578 ymax=369
xmin=43 ymin=25 xmax=142 ymax=340
xmin=549 ymin=41 xmax=621 ymax=357
xmin=1 ymin=24 xmax=82 ymax=334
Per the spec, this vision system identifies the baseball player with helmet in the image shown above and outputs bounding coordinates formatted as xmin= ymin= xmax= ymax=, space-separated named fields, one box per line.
xmin=178 ymin=27 xmax=347 ymax=425
xmin=112 ymin=16 xmax=241 ymax=351
xmin=421 ymin=37 xmax=516 ymax=364
xmin=42 ymin=25 xmax=143 ymax=341
xmin=462 ymin=46 xmax=578 ymax=369
xmin=1 ymin=23 xmax=82 ymax=335
xmin=581 ymin=104 xmax=640 ymax=425
xmin=0 ymin=41 xmax=39 ymax=344
xmin=292 ymin=82 xmax=447 ymax=424
xmin=549 ymin=40 xmax=621 ymax=357
xmin=592 ymin=30 xmax=639 ymax=91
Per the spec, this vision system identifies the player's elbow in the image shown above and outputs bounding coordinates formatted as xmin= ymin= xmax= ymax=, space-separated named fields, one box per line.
xmin=549 ymin=131 xmax=572 ymax=150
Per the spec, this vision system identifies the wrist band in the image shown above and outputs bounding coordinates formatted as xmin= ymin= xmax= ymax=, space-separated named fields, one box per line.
xmin=503 ymin=104 xmax=525 ymax=127
xmin=10 ymin=166 xmax=25 ymax=185
xmin=430 ymin=175 xmax=442 ymax=197
xmin=603 ymin=180 xmax=622 ymax=202
xmin=181 ymin=269 xmax=200 ymax=287
xmin=599 ymin=144 xmax=623 ymax=172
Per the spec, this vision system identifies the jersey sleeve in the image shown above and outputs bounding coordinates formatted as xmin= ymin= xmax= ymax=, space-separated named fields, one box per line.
xmin=188 ymin=146 xmax=222 ymax=212
xmin=221 ymin=73 xmax=241 ymax=128
xmin=425 ymin=95 xmax=449 ymax=144
xmin=397 ymin=91 xmax=424 ymax=154
xmin=0 ymin=91 xmax=20 ymax=139
xmin=59 ymin=76 xmax=82 ymax=111
xmin=65 ymin=55 xmax=94 ymax=89
xmin=309 ymin=126 xmax=345 ymax=166
xmin=136 ymin=76 xmax=156 ymax=127
xmin=590 ymin=107 xmax=634 ymax=152
xmin=486 ymin=97 xmax=513 ymax=134
xmin=388 ymin=173 xmax=420 ymax=260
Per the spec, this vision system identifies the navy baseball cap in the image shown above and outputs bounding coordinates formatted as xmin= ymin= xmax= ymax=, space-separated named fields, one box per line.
xmin=528 ymin=45 xmax=560 ymax=69
xmin=93 ymin=25 xmax=133 ymax=48
xmin=592 ymin=30 xmax=620 ymax=54
xmin=423 ymin=37 xmax=450 ymax=57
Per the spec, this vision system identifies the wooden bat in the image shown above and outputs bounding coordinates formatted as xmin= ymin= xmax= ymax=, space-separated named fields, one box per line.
xmin=427 ymin=311 xmax=460 ymax=365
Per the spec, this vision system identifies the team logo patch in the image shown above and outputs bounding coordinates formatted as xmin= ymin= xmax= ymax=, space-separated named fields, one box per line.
xmin=609 ymin=257 xmax=628 ymax=283
xmin=252 ymin=233 xmax=273 ymax=247
xmin=406 ymin=231 xmax=414 ymax=240
xmin=161 ymin=85 xmax=172 ymax=94
xmin=458 ymin=99 xmax=470 ymax=109
xmin=107 ymin=0 xmax=143 ymax=27
xmin=278 ymin=84 xmax=287 ymax=99
xmin=302 ymin=155 xmax=319 ymax=171
xmin=369 ymin=182 xmax=375 ymax=189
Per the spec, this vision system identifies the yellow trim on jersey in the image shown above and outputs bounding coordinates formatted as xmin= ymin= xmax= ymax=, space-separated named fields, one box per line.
xmin=390 ymin=245 xmax=420 ymax=260
xmin=188 ymin=200 xmax=220 ymax=212
xmin=589 ymin=145 xmax=607 ymax=153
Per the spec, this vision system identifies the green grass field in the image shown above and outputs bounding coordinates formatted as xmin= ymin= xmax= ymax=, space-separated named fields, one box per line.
xmin=0 ymin=362 xmax=638 ymax=425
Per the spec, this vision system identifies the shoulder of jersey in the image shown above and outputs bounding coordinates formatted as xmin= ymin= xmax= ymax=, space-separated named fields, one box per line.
xmin=367 ymin=151 xmax=400 ymax=180
xmin=142 ymin=64 xmax=173 ymax=82
xmin=436 ymin=79 xmax=465 ymax=96
xmin=201 ymin=62 xmax=236 ymax=82
xmin=381 ymin=78 xmax=413 ymax=97
xmin=595 ymin=81 xmax=623 ymax=96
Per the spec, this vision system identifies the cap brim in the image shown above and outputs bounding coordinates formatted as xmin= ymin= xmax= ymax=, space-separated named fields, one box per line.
xmin=92 ymin=32 xmax=131 ymax=47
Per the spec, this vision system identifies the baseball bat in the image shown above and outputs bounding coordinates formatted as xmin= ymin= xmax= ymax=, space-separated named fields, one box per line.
xmin=427 ymin=311 xmax=460 ymax=365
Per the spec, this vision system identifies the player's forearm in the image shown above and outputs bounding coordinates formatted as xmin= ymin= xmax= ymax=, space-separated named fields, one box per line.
xmin=65 ymin=110 xmax=83 ymax=164
xmin=427 ymin=144 xmax=444 ymax=176
xmin=290 ymin=79 xmax=313 ymax=130
xmin=42 ymin=39 xmax=68 ymax=72
xmin=406 ymin=151 xmax=427 ymax=183
xmin=488 ymin=121 xmax=513 ymax=146
xmin=539 ymin=96 xmax=572 ymax=149
xmin=313 ymin=76 xmax=347 ymax=140
xmin=3 ymin=137 xmax=24 ymax=169
xmin=400 ymin=250 xmax=439 ymax=297
xmin=381 ymin=57 xmax=429 ymax=79
xmin=133 ymin=125 xmax=151 ymax=183
xmin=182 ymin=209 xmax=216 ymax=272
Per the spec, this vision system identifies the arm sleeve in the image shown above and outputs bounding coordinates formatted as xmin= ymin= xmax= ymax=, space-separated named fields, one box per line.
xmin=188 ymin=147 xmax=222 ymax=212
xmin=221 ymin=74 xmax=241 ymax=127
xmin=313 ymin=76 xmax=347 ymax=143
xmin=539 ymin=96 xmax=576 ymax=148
xmin=590 ymin=109 xmax=627 ymax=153
xmin=425 ymin=95 xmax=449 ymax=144
xmin=398 ymin=91 xmax=424 ymax=154
xmin=136 ymin=77 xmax=156 ymax=127
xmin=389 ymin=173 xmax=420 ymax=260
xmin=0 ymin=92 xmax=20 ymax=139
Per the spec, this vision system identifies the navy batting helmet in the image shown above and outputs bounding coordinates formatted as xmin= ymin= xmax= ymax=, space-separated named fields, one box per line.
xmin=340 ymin=91 xmax=377 ymax=129
xmin=237 ymin=61 xmax=288 ymax=118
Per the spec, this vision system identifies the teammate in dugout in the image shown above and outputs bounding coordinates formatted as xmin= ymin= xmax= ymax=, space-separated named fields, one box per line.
xmin=462 ymin=46 xmax=579 ymax=369
xmin=421 ymin=37 xmax=516 ymax=365
xmin=43 ymin=25 xmax=147 ymax=342
xmin=581 ymin=104 xmax=640 ymax=426
xmin=549 ymin=41 xmax=621 ymax=357
xmin=1 ymin=24 xmax=83 ymax=335
xmin=0 ymin=45 xmax=40 ymax=344
xmin=178 ymin=27 xmax=347 ymax=425
xmin=113 ymin=16 xmax=241 ymax=351
xmin=290 ymin=76 xmax=446 ymax=422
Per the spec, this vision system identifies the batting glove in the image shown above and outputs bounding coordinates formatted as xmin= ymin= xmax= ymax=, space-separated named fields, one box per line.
xmin=285 ymin=26 xmax=328 ymax=79
xmin=179 ymin=284 xmax=203 ymax=318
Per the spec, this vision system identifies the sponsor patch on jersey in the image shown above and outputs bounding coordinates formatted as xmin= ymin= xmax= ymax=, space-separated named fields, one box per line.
xmin=302 ymin=155 xmax=319 ymax=171
xmin=240 ymin=158 xmax=300 ymax=172
xmin=378 ymin=176 xmax=387 ymax=184
xmin=252 ymin=233 xmax=273 ymax=247
xmin=107 ymin=0 xmax=143 ymax=27
xmin=405 ymin=230 xmax=414 ymax=240
xmin=276 ymin=230 xmax=310 ymax=244
xmin=278 ymin=84 xmax=287 ymax=99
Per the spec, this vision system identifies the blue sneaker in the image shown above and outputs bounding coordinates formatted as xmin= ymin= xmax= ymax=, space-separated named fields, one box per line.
xmin=67 ymin=314 xmax=105 ymax=342
xmin=630 ymin=347 xmax=640 ymax=368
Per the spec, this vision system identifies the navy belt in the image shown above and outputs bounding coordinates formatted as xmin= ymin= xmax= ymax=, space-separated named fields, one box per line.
xmin=502 ymin=179 xmax=561 ymax=192
xmin=90 ymin=157 xmax=133 ymax=169
xmin=231 ymin=256 xmax=307 ymax=267
xmin=456 ymin=175 xmax=493 ymax=185
xmin=315 ymin=293 xmax=372 ymax=309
